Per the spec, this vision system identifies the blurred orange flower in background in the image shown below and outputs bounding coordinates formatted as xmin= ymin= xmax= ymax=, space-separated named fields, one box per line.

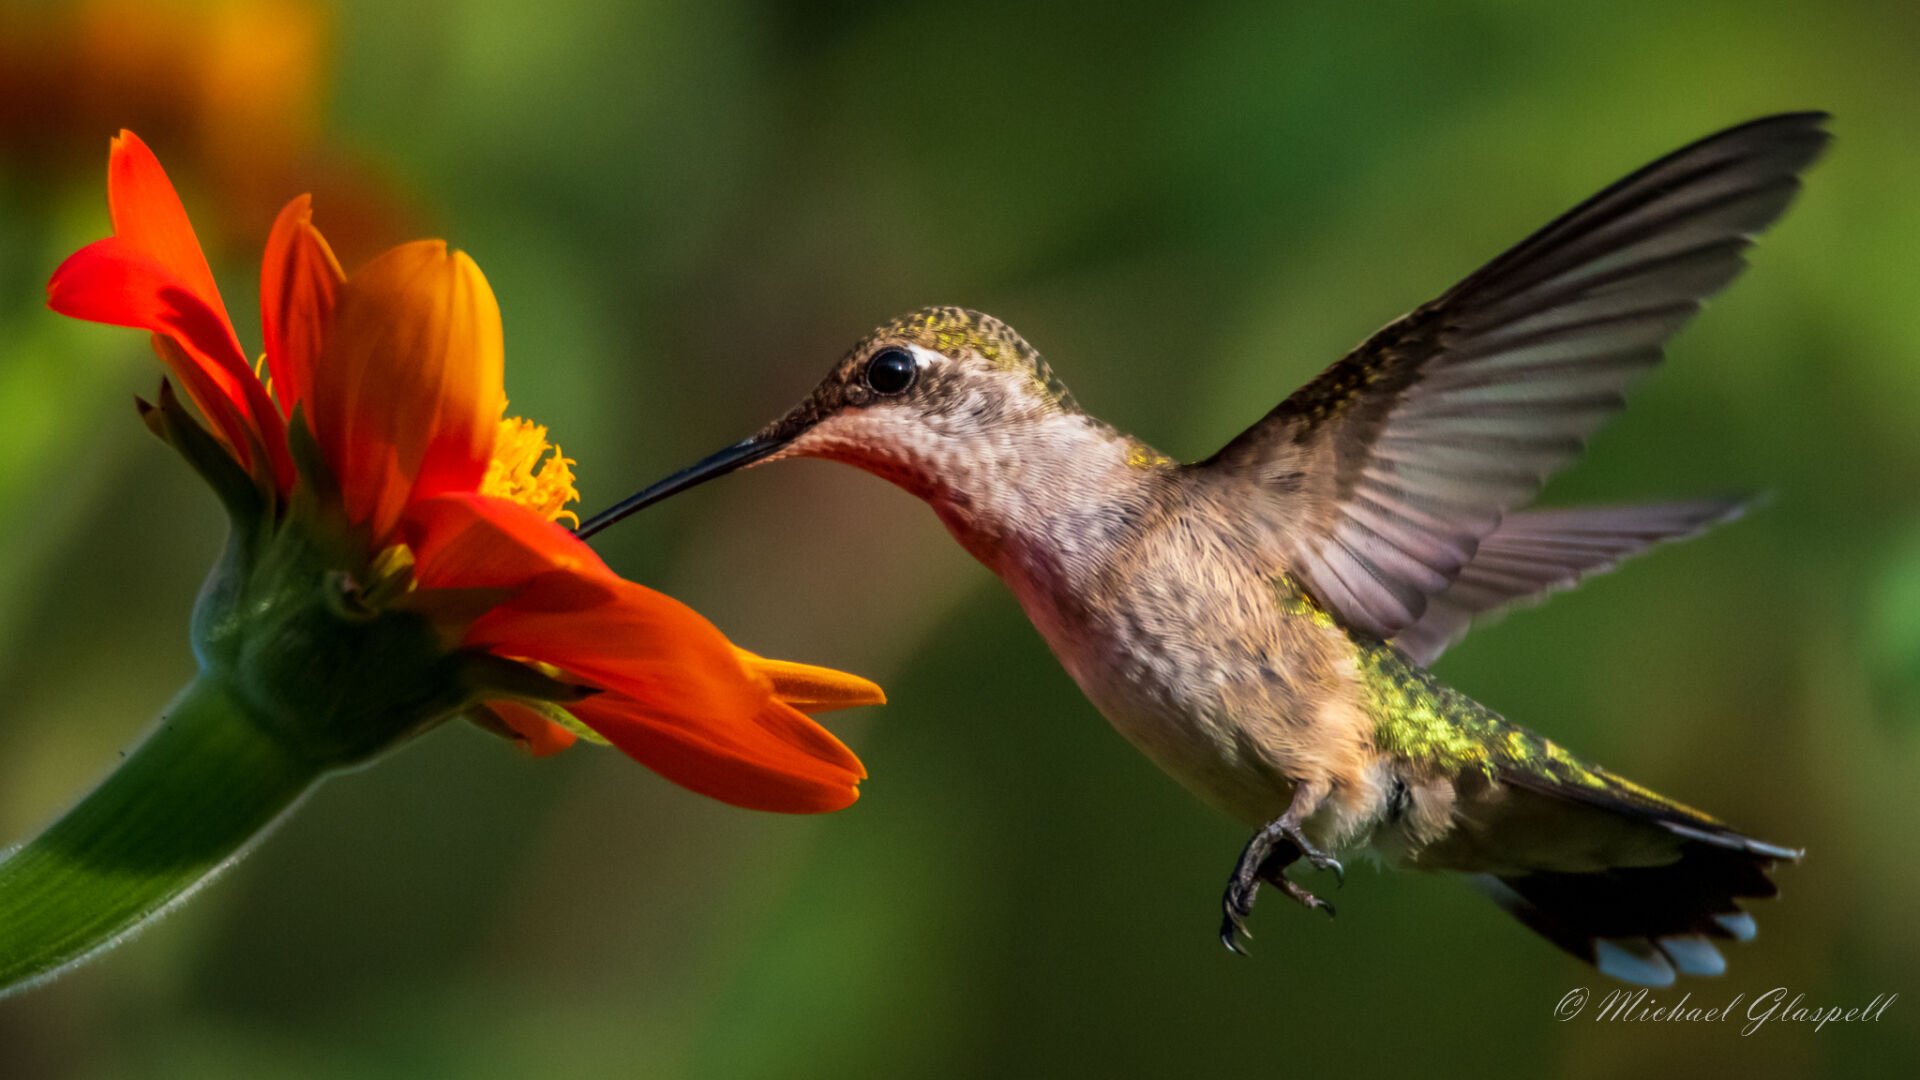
xmin=0 ymin=0 xmax=409 ymax=261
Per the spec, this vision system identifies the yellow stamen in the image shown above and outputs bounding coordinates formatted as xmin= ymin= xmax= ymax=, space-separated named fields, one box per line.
xmin=482 ymin=417 xmax=580 ymax=526
xmin=361 ymin=543 xmax=417 ymax=608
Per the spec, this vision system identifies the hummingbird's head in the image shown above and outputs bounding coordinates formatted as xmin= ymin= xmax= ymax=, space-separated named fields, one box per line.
xmin=764 ymin=307 xmax=1081 ymax=491
xmin=580 ymin=307 xmax=1097 ymax=538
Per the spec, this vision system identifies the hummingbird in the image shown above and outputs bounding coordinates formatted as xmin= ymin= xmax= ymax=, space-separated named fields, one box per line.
xmin=582 ymin=112 xmax=1829 ymax=986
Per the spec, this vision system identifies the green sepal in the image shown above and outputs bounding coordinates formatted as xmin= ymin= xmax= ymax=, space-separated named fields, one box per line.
xmin=456 ymin=652 xmax=599 ymax=704
xmin=187 ymin=445 xmax=471 ymax=768
xmin=283 ymin=403 xmax=343 ymax=515
xmin=455 ymin=654 xmax=608 ymax=748
xmin=142 ymin=379 xmax=270 ymax=537
xmin=0 ymin=676 xmax=323 ymax=996
xmin=466 ymin=698 xmax=611 ymax=749
xmin=521 ymin=699 xmax=611 ymax=746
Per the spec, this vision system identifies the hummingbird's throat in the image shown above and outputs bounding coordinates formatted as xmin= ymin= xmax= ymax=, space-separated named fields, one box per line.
xmin=859 ymin=411 xmax=1171 ymax=575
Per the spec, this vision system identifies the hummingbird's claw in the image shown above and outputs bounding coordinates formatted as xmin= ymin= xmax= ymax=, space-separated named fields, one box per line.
xmin=1220 ymin=919 xmax=1251 ymax=956
xmin=1216 ymin=799 xmax=1348 ymax=952
xmin=1219 ymin=857 xmax=1336 ymax=955
xmin=1220 ymin=872 xmax=1260 ymax=956
xmin=1305 ymin=851 xmax=1345 ymax=887
xmin=1268 ymin=872 xmax=1337 ymax=919
xmin=1284 ymin=825 xmax=1343 ymax=885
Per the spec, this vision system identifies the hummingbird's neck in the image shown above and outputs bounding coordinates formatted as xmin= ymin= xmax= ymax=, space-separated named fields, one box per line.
xmin=915 ymin=414 xmax=1177 ymax=585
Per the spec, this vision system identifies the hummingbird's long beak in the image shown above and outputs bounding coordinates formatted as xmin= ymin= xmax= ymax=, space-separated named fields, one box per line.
xmin=574 ymin=427 xmax=798 ymax=540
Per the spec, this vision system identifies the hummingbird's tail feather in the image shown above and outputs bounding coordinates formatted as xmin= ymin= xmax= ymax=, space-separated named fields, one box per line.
xmin=1462 ymin=770 xmax=1797 ymax=987
xmin=1472 ymin=840 xmax=1778 ymax=986
xmin=1368 ymin=643 xmax=1797 ymax=983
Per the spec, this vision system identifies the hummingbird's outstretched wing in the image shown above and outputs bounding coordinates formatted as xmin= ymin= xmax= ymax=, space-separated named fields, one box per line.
xmin=1390 ymin=498 xmax=1750 ymax=666
xmin=1202 ymin=112 xmax=1829 ymax=639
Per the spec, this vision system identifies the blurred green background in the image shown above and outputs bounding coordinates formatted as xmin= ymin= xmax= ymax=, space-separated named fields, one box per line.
xmin=2 ymin=0 xmax=1917 ymax=1076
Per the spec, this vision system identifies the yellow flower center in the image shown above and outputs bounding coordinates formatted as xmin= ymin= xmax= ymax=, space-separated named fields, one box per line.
xmin=482 ymin=417 xmax=580 ymax=526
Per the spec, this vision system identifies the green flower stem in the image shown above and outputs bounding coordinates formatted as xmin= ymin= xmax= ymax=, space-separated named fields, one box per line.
xmin=0 ymin=675 xmax=324 ymax=995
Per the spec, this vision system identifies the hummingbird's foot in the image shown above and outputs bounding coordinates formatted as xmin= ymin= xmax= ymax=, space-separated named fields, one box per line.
xmin=1219 ymin=847 xmax=1339 ymax=954
xmin=1219 ymin=789 xmax=1342 ymax=955
xmin=1256 ymin=810 xmax=1344 ymax=886
xmin=1219 ymin=847 xmax=1281 ymax=955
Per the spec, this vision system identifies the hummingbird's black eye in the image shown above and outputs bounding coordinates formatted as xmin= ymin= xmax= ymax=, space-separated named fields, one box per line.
xmin=863 ymin=347 xmax=918 ymax=396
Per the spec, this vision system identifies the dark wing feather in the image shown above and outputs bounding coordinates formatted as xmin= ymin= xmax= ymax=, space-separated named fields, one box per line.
xmin=1391 ymin=498 xmax=1751 ymax=666
xmin=1204 ymin=112 xmax=1829 ymax=638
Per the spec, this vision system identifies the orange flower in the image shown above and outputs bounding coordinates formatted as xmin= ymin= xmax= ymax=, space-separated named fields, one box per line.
xmin=47 ymin=132 xmax=880 ymax=813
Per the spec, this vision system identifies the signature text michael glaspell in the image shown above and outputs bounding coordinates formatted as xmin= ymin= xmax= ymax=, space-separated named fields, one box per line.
xmin=1554 ymin=986 xmax=1898 ymax=1035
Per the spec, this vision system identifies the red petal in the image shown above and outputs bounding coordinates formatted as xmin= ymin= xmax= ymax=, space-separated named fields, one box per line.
xmin=47 ymin=132 xmax=290 ymax=487
xmin=50 ymin=238 xmax=261 ymax=466
xmin=475 ymin=572 xmax=867 ymax=813
xmin=734 ymin=690 xmax=867 ymax=778
xmin=106 ymin=131 xmax=231 ymax=324
xmin=407 ymin=497 xmax=744 ymax=703
xmin=486 ymin=701 xmax=578 ymax=758
xmin=403 ymin=493 xmax=867 ymax=812
xmin=261 ymin=195 xmax=344 ymax=419
xmin=407 ymin=492 xmax=614 ymax=591
xmin=571 ymin=695 xmax=861 ymax=813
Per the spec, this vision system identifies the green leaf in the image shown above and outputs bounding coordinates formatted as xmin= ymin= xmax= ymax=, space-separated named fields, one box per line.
xmin=0 ymin=676 xmax=324 ymax=996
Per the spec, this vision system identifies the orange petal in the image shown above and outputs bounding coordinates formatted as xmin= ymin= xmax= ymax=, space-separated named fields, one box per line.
xmin=48 ymin=132 xmax=291 ymax=487
xmin=739 ymin=692 xmax=868 ymax=779
xmin=572 ymin=695 xmax=861 ymax=813
xmin=486 ymin=700 xmax=578 ymax=757
xmin=407 ymin=492 xmax=615 ymax=592
xmin=403 ymin=493 xmax=868 ymax=810
xmin=49 ymin=238 xmax=255 ymax=457
xmin=106 ymin=131 xmax=232 ymax=327
xmin=469 ymin=580 xmax=770 ymax=723
xmin=735 ymin=650 xmax=887 ymax=713
xmin=474 ymin=572 xmax=869 ymax=810
xmin=310 ymin=241 xmax=505 ymax=541
xmin=261 ymin=195 xmax=344 ymax=418
xmin=407 ymin=496 xmax=758 ymax=718
xmin=107 ymin=131 xmax=288 ymax=485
